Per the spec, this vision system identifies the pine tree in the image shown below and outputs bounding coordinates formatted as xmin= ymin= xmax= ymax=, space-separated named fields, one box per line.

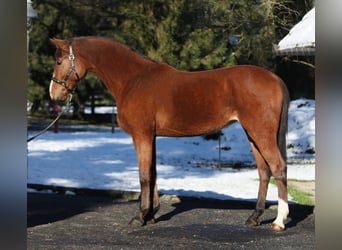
xmin=28 ymin=0 xmax=314 ymax=115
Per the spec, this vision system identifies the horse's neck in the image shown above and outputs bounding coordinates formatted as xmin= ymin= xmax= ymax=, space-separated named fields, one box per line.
xmin=80 ymin=39 xmax=155 ymax=102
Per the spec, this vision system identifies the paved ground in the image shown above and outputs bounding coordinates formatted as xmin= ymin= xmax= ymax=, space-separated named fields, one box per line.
xmin=27 ymin=192 xmax=315 ymax=249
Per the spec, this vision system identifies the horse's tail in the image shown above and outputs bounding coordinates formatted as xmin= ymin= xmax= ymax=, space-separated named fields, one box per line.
xmin=278 ymin=80 xmax=290 ymax=163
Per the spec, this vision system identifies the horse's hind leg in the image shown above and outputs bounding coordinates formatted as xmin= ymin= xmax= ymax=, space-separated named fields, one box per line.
xmin=245 ymin=142 xmax=271 ymax=226
xmin=267 ymin=153 xmax=288 ymax=231
xmin=256 ymin=143 xmax=288 ymax=230
xmin=243 ymin=128 xmax=288 ymax=231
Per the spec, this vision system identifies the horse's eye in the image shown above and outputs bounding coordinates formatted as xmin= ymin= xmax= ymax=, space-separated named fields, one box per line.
xmin=56 ymin=60 xmax=62 ymax=65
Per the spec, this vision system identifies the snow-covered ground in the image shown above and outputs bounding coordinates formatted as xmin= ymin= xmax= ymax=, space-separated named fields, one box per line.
xmin=27 ymin=99 xmax=315 ymax=202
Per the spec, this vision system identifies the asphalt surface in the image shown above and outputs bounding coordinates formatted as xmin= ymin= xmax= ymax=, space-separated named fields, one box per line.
xmin=27 ymin=191 xmax=315 ymax=249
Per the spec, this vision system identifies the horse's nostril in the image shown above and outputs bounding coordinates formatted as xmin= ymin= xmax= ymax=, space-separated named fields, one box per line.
xmin=50 ymin=90 xmax=65 ymax=104
xmin=57 ymin=93 xmax=67 ymax=103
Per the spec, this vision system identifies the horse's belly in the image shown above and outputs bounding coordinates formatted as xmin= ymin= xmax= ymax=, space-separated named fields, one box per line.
xmin=155 ymin=110 xmax=237 ymax=137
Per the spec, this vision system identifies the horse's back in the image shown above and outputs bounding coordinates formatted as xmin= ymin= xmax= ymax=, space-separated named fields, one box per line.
xmin=173 ymin=64 xmax=287 ymax=114
xmin=119 ymin=64 xmax=287 ymax=137
xmin=153 ymin=65 xmax=285 ymax=136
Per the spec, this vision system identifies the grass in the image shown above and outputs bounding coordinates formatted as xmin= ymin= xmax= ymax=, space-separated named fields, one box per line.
xmin=269 ymin=178 xmax=315 ymax=206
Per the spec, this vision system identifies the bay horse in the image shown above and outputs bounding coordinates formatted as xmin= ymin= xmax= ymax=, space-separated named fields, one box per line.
xmin=49 ymin=36 xmax=289 ymax=231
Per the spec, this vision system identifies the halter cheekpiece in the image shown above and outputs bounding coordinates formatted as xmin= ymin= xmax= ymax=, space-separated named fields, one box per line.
xmin=51 ymin=40 xmax=80 ymax=93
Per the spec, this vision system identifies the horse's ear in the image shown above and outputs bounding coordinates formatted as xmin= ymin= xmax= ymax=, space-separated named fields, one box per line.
xmin=49 ymin=38 xmax=68 ymax=51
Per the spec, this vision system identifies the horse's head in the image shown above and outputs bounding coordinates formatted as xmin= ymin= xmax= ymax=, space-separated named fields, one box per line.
xmin=49 ymin=38 xmax=87 ymax=102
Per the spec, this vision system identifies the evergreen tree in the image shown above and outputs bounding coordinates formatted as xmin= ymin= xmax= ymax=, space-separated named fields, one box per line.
xmin=28 ymin=0 xmax=314 ymax=115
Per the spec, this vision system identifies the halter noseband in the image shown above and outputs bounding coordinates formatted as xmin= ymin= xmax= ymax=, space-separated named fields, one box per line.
xmin=51 ymin=40 xmax=80 ymax=94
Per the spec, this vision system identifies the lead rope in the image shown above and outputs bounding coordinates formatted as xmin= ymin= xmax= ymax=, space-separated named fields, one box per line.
xmin=27 ymin=93 xmax=73 ymax=143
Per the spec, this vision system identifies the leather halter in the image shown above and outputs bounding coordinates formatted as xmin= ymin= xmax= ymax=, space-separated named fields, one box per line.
xmin=51 ymin=40 xmax=80 ymax=93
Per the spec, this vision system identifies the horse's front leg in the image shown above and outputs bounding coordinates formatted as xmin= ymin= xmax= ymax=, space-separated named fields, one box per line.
xmin=129 ymin=135 xmax=160 ymax=226
xmin=246 ymin=143 xmax=270 ymax=227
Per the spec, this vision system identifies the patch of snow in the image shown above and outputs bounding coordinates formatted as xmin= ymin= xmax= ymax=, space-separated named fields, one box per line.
xmin=27 ymin=99 xmax=315 ymax=202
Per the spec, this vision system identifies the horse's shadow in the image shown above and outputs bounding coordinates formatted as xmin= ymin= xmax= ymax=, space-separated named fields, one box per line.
xmin=27 ymin=192 xmax=115 ymax=227
xmin=156 ymin=196 xmax=314 ymax=229
xmin=28 ymin=191 xmax=314 ymax=229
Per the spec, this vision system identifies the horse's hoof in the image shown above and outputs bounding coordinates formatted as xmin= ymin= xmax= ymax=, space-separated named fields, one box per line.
xmin=128 ymin=216 xmax=145 ymax=227
xmin=146 ymin=217 xmax=156 ymax=225
xmin=245 ymin=217 xmax=260 ymax=227
xmin=271 ymin=222 xmax=285 ymax=231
